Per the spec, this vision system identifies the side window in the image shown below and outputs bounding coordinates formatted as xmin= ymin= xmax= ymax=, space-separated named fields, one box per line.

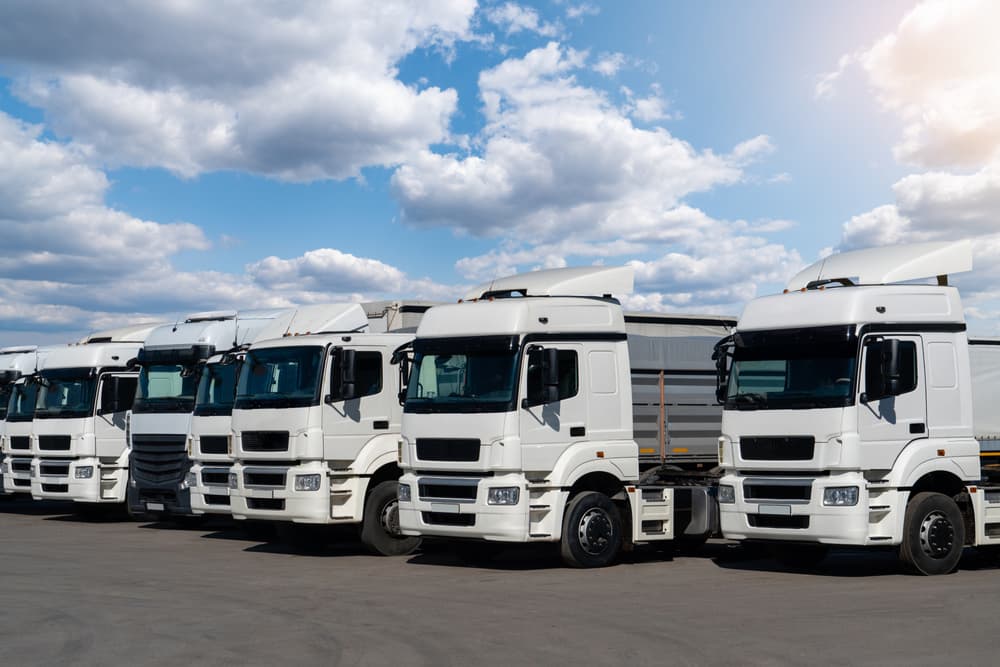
xmin=526 ymin=349 xmax=579 ymax=404
xmin=100 ymin=376 xmax=138 ymax=414
xmin=330 ymin=351 xmax=382 ymax=400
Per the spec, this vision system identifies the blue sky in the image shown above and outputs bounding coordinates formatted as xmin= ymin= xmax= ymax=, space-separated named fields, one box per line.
xmin=0 ymin=0 xmax=997 ymax=345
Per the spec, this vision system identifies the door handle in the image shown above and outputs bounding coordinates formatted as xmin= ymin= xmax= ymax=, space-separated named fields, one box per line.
xmin=570 ymin=426 xmax=586 ymax=437
xmin=373 ymin=420 xmax=390 ymax=430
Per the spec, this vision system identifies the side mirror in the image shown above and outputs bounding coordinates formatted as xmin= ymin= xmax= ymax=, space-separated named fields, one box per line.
xmin=111 ymin=376 xmax=121 ymax=413
xmin=542 ymin=347 xmax=560 ymax=404
xmin=340 ymin=349 xmax=357 ymax=400
xmin=712 ymin=335 xmax=733 ymax=403
xmin=397 ymin=357 xmax=410 ymax=406
xmin=862 ymin=339 xmax=901 ymax=403
xmin=126 ymin=357 xmax=139 ymax=371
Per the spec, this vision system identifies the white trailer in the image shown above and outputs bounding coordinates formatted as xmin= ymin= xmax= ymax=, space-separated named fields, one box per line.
xmin=190 ymin=301 xmax=431 ymax=517
xmin=30 ymin=325 xmax=158 ymax=505
xmin=716 ymin=240 xmax=1000 ymax=574
xmin=396 ymin=266 xmax=733 ymax=567
xmin=1 ymin=347 xmax=42 ymax=495
xmin=226 ymin=302 xmax=434 ymax=555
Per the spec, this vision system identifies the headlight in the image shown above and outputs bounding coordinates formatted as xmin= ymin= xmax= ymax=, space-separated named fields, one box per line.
xmin=823 ymin=486 xmax=859 ymax=506
xmin=75 ymin=466 xmax=94 ymax=479
xmin=183 ymin=471 xmax=197 ymax=489
xmin=294 ymin=473 xmax=322 ymax=492
xmin=718 ymin=484 xmax=736 ymax=504
xmin=397 ymin=483 xmax=411 ymax=502
xmin=228 ymin=472 xmax=238 ymax=489
xmin=487 ymin=486 xmax=519 ymax=505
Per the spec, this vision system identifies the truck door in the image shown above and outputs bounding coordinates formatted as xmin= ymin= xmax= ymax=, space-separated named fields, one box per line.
xmin=95 ymin=373 xmax=138 ymax=459
xmin=519 ymin=344 xmax=588 ymax=472
xmin=857 ymin=335 xmax=927 ymax=470
xmin=322 ymin=349 xmax=392 ymax=464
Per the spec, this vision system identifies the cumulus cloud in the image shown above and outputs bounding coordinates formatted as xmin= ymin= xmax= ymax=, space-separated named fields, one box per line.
xmin=485 ymin=2 xmax=561 ymax=37
xmin=0 ymin=0 xmax=478 ymax=181
xmin=566 ymin=4 xmax=600 ymax=20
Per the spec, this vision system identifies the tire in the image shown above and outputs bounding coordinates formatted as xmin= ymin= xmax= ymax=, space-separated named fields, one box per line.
xmin=360 ymin=480 xmax=421 ymax=557
xmin=560 ymin=491 xmax=623 ymax=568
xmin=899 ymin=491 xmax=965 ymax=575
xmin=770 ymin=543 xmax=829 ymax=569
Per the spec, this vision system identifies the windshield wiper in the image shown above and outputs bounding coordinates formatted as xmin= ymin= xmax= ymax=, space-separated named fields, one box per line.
xmin=732 ymin=393 xmax=768 ymax=409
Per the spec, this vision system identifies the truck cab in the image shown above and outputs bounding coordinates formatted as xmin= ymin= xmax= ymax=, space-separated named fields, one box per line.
xmin=1 ymin=347 xmax=43 ymax=494
xmin=396 ymin=266 xmax=733 ymax=567
xmin=716 ymin=240 xmax=994 ymax=574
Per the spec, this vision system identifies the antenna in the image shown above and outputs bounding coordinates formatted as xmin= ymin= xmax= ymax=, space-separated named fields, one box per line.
xmin=172 ymin=312 xmax=180 ymax=333
xmin=283 ymin=308 xmax=299 ymax=337
xmin=232 ymin=310 xmax=239 ymax=348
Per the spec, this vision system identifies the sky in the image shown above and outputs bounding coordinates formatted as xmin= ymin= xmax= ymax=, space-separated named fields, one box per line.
xmin=1 ymin=0 xmax=998 ymax=345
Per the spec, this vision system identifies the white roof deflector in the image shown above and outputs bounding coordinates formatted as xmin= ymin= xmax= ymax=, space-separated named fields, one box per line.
xmin=786 ymin=240 xmax=973 ymax=290
xmin=466 ymin=266 xmax=634 ymax=300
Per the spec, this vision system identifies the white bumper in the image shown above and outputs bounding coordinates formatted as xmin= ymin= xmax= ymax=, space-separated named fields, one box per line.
xmin=229 ymin=461 xmax=363 ymax=524
xmin=31 ymin=456 xmax=125 ymax=503
xmin=189 ymin=462 xmax=235 ymax=515
xmin=3 ymin=456 xmax=33 ymax=494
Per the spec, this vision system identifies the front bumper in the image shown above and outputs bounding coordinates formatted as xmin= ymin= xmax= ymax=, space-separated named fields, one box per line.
xmin=128 ymin=481 xmax=192 ymax=516
xmin=3 ymin=456 xmax=33 ymax=494
xmin=229 ymin=461 xmax=356 ymax=524
xmin=397 ymin=471 xmax=565 ymax=543
xmin=718 ymin=471 xmax=895 ymax=546
xmin=31 ymin=456 xmax=126 ymax=503
xmin=189 ymin=462 xmax=234 ymax=515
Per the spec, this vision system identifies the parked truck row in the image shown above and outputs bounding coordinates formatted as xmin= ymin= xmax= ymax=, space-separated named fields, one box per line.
xmin=2 ymin=241 xmax=999 ymax=574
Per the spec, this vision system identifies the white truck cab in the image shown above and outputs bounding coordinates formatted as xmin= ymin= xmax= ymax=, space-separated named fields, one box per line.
xmin=1 ymin=347 xmax=43 ymax=494
xmin=396 ymin=266 xmax=733 ymax=567
xmin=30 ymin=324 xmax=158 ymax=504
xmin=717 ymin=240 xmax=1000 ymax=574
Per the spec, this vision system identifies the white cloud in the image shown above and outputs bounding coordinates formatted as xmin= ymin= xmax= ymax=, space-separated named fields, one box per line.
xmin=0 ymin=0 xmax=478 ymax=181
xmin=566 ymin=4 xmax=600 ymax=20
xmin=594 ymin=52 xmax=628 ymax=77
xmin=485 ymin=2 xmax=561 ymax=37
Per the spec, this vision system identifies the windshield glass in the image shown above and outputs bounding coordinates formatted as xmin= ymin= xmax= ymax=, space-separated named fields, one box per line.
xmin=235 ymin=346 xmax=323 ymax=410
xmin=0 ymin=384 xmax=10 ymax=420
xmin=35 ymin=368 xmax=98 ymax=419
xmin=405 ymin=336 xmax=519 ymax=414
xmin=134 ymin=364 xmax=198 ymax=413
xmin=195 ymin=360 xmax=240 ymax=416
xmin=6 ymin=381 xmax=37 ymax=421
xmin=726 ymin=327 xmax=858 ymax=410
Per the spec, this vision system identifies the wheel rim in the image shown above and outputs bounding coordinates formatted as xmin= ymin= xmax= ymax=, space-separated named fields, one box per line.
xmin=380 ymin=498 xmax=402 ymax=537
xmin=918 ymin=510 xmax=955 ymax=559
xmin=577 ymin=507 xmax=614 ymax=556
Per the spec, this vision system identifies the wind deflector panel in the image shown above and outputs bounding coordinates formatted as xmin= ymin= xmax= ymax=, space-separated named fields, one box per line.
xmin=740 ymin=436 xmax=815 ymax=461
xmin=416 ymin=438 xmax=481 ymax=462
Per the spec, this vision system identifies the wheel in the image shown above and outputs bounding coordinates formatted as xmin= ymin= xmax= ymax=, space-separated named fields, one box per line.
xmin=454 ymin=541 xmax=505 ymax=566
xmin=360 ymin=480 xmax=421 ymax=556
xmin=560 ymin=491 xmax=623 ymax=568
xmin=899 ymin=492 xmax=965 ymax=575
xmin=770 ymin=543 xmax=829 ymax=569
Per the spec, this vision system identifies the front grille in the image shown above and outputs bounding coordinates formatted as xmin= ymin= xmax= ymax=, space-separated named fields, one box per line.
xmin=11 ymin=460 xmax=31 ymax=473
xmin=244 ymin=470 xmax=286 ymax=487
xmin=201 ymin=470 xmax=230 ymax=485
xmin=39 ymin=461 xmax=71 ymax=476
xmin=744 ymin=483 xmax=811 ymax=501
xmin=9 ymin=436 xmax=29 ymax=450
xmin=199 ymin=436 xmax=228 ymax=455
xmin=131 ymin=434 xmax=188 ymax=484
xmin=42 ymin=483 xmax=68 ymax=493
xmin=422 ymin=511 xmax=475 ymax=527
xmin=205 ymin=494 xmax=229 ymax=506
xmin=39 ymin=435 xmax=71 ymax=451
xmin=416 ymin=438 xmax=481 ymax=462
xmin=13 ymin=478 xmax=29 ymax=487
xmin=241 ymin=431 xmax=289 ymax=452
xmin=740 ymin=436 xmax=815 ymax=461
xmin=748 ymin=514 xmax=810 ymax=529
xmin=419 ymin=483 xmax=478 ymax=501
xmin=247 ymin=498 xmax=284 ymax=510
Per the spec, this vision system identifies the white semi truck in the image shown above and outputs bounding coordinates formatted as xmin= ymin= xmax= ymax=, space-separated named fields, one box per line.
xmin=127 ymin=309 xmax=300 ymax=517
xmin=227 ymin=302 xmax=432 ymax=555
xmin=1 ymin=347 xmax=43 ymax=495
xmin=30 ymin=325 xmax=158 ymax=505
xmin=716 ymin=240 xmax=1000 ymax=574
xmin=190 ymin=301 xmax=431 ymax=518
xmin=396 ymin=266 xmax=734 ymax=567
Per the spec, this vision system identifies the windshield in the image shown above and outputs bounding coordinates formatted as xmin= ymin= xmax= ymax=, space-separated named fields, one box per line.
xmin=405 ymin=336 xmax=519 ymax=414
xmin=235 ymin=346 xmax=323 ymax=410
xmin=726 ymin=327 xmax=858 ymax=410
xmin=195 ymin=360 xmax=240 ymax=416
xmin=35 ymin=368 xmax=98 ymax=419
xmin=134 ymin=364 xmax=198 ymax=413
xmin=6 ymin=382 xmax=37 ymax=421
xmin=0 ymin=384 xmax=10 ymax=420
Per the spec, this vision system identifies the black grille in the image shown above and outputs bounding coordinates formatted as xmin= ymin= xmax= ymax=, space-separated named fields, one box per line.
xmin=12 ymin=478 xmax=29 ymax=487
xmin=39 ymin=435 xmax=71 ymax=451
xmin=241 ymin=431 xmax=289 ymax=452
xmin=131 ymin=434 xmax=189 ymax=484
xmin=740 ymin=436 xmax=815 ymax=461
xmin=201 ymin=470 xmax=230 ymax=485
xmin=244 ymin=470 xmax=286 ymax=487
xmin=39 ymin=461 xmax=70 ymax=476
xmin=9 ymin=436 xmax=29 ymax=450
xmin=422 ymin=511 xmax=475 ymax=526
xmin=744 ymin=484 xmax=811 ymax=501
xmin=11 ymin=460 xmax=31 ymax=473
xmin=416 ymin=438 xmax=481 ymax=462
xmin=419 ymin=483 xmax=478 ymax=501
xmin=205 ymin=494 xmax=229 ymax=505
xmin=200 ymin=436 xmax=228 ymax=455
xmin=748 ymin=514 xmax=810 ymax=529
xmin=247 ymin=498 xmax=284 ymax=510
xmin=42 ymin=484 xmax=68 ymax=493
